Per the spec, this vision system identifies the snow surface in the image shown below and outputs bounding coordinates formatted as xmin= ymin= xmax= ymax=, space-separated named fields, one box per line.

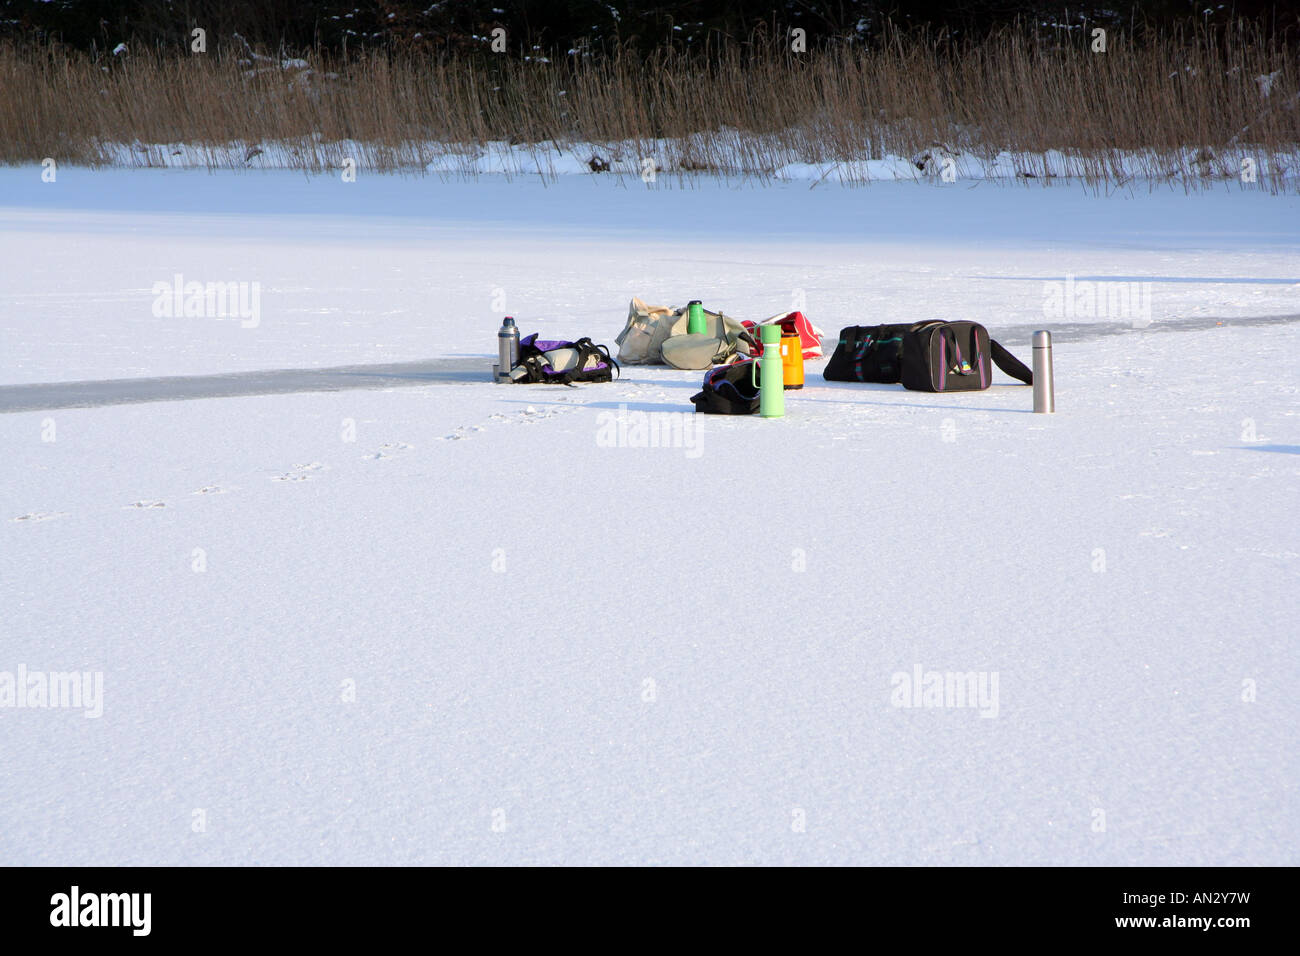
xmin=1 ymin=167 xmax=1297 ymax=865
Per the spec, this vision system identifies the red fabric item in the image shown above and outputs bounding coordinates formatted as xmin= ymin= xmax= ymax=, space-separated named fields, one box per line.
xmin=772 ymin=311 xmax=824 ymax=359
xmin=741 ymin=311 xmax=824 ymax=359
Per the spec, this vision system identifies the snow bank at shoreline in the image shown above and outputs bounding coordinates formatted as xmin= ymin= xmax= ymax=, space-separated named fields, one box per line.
xmin=89 ymin=136 xmax=1300 ymax=188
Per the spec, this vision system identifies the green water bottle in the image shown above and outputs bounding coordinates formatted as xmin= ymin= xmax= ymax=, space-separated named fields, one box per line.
xmin=687 ymin=300 xmax=707 ymax=335
xmin=752 ymin=324 xmax=786 ymax=418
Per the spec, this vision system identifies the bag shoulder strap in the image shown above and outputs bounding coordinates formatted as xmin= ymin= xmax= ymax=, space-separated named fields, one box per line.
xmin=990 ymin=339 xmax=1033 ymax=385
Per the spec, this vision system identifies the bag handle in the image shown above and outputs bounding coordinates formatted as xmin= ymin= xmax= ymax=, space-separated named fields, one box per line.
xmin=851 ymin=328 xmax=876 ymax=382
xmin=989 ymin=339 xmax=1033 ymax=385
xmin=941 ymin=326 xmax=1032 ymax=385
xmin=941 ymin=327 xmax=979 ymax=375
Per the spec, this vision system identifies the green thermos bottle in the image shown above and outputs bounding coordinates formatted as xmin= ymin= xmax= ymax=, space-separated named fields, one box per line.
xmin=686 ymin=300 xmax=707 ymax=335
xmin=752 ymin=324 xmax=786 ymax=418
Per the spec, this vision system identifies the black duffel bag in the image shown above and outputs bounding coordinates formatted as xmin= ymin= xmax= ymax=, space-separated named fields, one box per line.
xmin=823 ymin=321 xmax=1032 ymax=393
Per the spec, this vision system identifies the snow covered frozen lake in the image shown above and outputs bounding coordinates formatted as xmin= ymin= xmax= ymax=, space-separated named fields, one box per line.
xmin=1 ymin=167 xmax=1296 ymax=865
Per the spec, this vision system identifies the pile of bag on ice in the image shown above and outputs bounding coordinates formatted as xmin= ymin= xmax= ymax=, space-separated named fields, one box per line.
xmin=614 ymin=297 xmax=825 ymax=370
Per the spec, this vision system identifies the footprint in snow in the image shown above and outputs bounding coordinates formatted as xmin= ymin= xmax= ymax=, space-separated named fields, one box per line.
xmin=273 ymin=462 xmax=326 ymax=481
xmin=193 ymin=485 xmax=227 ymax=495
xmin=12 ymin=511 xmax=68 ymax=522
xmin=126 ymin=500 xmax=166 ymax=509
xmin=516 ymin=405 xmax=567 ymax=424
xmin=443 ymin=427 xmax=485 ymax=441
xmin=450 ymin=406 xmax=576 ymax=439
xmin=365 ymin=442 xmax=415 ymax=459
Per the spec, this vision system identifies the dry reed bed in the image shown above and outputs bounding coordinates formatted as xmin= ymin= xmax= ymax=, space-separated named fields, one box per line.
xmin=2 ymin=28 xmax=1297 ymax=189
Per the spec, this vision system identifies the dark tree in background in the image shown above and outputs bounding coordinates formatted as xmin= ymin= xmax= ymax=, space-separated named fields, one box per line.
xmin=2 ymin=0 xmax=1295 ymax=53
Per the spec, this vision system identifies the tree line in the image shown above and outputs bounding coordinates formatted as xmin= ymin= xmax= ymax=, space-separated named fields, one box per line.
xmin=2 ymin=0 xmax=1293 ymax=55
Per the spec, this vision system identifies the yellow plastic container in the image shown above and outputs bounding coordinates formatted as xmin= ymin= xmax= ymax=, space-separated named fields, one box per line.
xmin=781 ymin=332 xmax=805 ymax=389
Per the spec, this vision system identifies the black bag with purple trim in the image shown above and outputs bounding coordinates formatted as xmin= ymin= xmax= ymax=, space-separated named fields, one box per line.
xmin=511 ymin=333 xmax=619 ymax=385
xmin=823 ymin=321 xmax=1032 ymax=393
xmin=690 ymin=360 xmax=760 ymax=415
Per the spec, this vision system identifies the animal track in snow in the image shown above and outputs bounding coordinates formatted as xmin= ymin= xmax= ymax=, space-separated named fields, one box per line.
xmin=126 ymin=500 xmax=166 ymax=509
xmin=193 ymin=485 xmax=228 ymax=495
xmin=12 ymin=511 xmax=68 ymax=522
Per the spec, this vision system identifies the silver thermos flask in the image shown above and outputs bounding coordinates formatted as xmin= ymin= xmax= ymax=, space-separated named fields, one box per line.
xmin=496 ymin=317 xmax=519 ymax=382
xmin=1032 ymin=330 xmax=1055 ymax=413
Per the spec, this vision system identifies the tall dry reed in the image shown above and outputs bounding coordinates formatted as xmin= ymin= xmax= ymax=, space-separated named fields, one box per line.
xmin=2 ymin=26 xmax=1296 ymax=188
